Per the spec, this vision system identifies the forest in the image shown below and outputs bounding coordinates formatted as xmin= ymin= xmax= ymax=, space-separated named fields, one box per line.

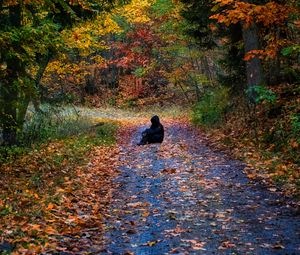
xmin=0 ymin=0 xmax=300 ymax=254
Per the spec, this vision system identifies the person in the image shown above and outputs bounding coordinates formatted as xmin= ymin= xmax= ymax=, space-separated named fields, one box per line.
xmin=138 ymin=115 xmax=164 ymax=145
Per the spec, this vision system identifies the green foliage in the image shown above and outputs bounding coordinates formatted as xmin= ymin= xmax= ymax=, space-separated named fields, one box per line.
xmin=0 ymin=205 xmax=12 ymax=216
xmin=20 ymin=105 xmax=90 ymax=145
xmin=0 ymin=146 xmax=29 ymax=165
xmin=151 ymin=0 xmax=174 ymax=17
xmin=63 ymin=122 xmax=118 ymax=161
xmin=0 ymin=0 xmax=123 ymax=145
xmin=123 ymin=98 xmax=138 ymax=108
xmin=291 ymin=114 xmax=300 ymax=137
xmin=1 ymin=22 xmax=62 ymax=64
xmin=217 ymin=44 xmax=246 ymax=93
xmin=180 ymin=0 xmax=216 ymax=49
xmin=248 ymin=85 xmax=277 ymax=104
xmin=22 ymin=105 xmax=118 ymax=146
xmin=108 ymin=98 xmax=117 ymax=106
xmin=281 ymin=66 xmax=300 ymax=83
xmin=192 ymin=87 xmax=230 ymax=126
xmin=0 ymin=106 xmax=118 ymax=164
xmin=190 ymin=73 xmax=210 ymax=86
xmin=113 ymin=14 xmax=132 ymax=33
xmin=95 ymin=123 xmax=118 ymax=145
xmin=281 ymin=45 xmax=300 ymax=57
xmin=133 ymin=67 xmax=147 ymax=77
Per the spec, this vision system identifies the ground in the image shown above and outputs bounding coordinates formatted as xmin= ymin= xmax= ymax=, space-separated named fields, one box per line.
xmin=53 ymin=117 xmax=299 ymax=255
xmin=96 ymin=121 xmax=300 ymax=255
xmin=1 ymin=113 xmax=300 ymax=255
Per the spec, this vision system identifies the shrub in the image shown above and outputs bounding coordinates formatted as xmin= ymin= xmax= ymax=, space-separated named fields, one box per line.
xmin=0 ymin=146 xmax=29 ymax=164
xmin=291 ymin=114 xmax=300 ymax=137
xmin=248 ymin=85 xmax=277 ymax=104
xmin=192 ymin=87 xmax=230 ymax=126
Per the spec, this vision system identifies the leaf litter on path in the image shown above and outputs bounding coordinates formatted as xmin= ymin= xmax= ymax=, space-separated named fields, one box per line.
xmin=100 ymin=121 xmax=300 ymax=255
xmin=3 ymin=118 xmax=299 ymax=254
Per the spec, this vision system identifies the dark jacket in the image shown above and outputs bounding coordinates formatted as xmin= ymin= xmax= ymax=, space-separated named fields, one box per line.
xmin=145 ymin=115 xmax=164 ymax=143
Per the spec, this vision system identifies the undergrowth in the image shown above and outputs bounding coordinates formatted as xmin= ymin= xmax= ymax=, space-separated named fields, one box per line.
xmin=192 ymin=84 xmax=300 ymax=196
xmin=192 ymin=87 xmax=230 ymax=127
xmin=0 ymin=104 xmax=118 ymax=165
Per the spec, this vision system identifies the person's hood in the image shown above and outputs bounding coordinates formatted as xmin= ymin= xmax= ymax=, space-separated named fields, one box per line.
xmin=151 ymin=115 xmax=160 ymax=127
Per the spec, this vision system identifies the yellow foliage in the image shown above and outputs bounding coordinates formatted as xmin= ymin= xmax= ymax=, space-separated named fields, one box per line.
xmin=115 ymin=0 xmax=155 ymax=24
xmin=44 ymin=11 xmax=121 ymax=83
xmin=101 ymin=14 xmax=123 ymax=34
xmin=61 ymin=13 xmax=122 ymax=57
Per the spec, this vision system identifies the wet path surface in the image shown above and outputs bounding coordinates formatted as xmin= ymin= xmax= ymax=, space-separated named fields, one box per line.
xmin=101 ymin=124 xmax=300 ymax=255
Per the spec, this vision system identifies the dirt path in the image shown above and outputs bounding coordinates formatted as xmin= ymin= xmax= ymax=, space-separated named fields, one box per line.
xmin=100 ymin=122 xmax=300 ymax=255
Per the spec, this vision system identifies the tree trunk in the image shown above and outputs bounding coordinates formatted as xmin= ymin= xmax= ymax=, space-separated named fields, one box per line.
xmin=0 ymin=4 xmax=21 ymax=145
xmin=1 ymin=84 xmax=19 ymax=145
xmin=17 ymin=94 xmax=30 ymax=129
xmin=33 ymin=51 xmax=52 ymax=110
xmin=242 ymin=20 xmax=265 ymax=103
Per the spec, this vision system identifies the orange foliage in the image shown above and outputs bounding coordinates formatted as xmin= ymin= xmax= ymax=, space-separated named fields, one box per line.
xmin=210 ymin=0 xmax=299 ymax=60
xmin=118 ymin=75 xmax=146 ymax=101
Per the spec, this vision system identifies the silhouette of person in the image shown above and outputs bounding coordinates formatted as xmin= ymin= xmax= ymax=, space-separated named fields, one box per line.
xmin=138 ymin=115 xmax=164 ymax=145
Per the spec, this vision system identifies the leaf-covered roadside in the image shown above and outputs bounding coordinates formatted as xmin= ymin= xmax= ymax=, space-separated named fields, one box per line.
xmin=0 ymin=122 xmax=119 ymax=254
xmin=206 ymin=129 xmax=299 ymax=193
xmin=199 ymin=84 xmax=300 ymax=199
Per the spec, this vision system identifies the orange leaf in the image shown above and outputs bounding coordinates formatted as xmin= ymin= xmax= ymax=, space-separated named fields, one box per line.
xmin=46 ymin=203 xmax=55 ymax=210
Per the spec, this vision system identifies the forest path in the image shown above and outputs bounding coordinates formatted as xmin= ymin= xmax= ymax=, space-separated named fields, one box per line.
xmin=100 ymin=121 xmax=300 ymax=255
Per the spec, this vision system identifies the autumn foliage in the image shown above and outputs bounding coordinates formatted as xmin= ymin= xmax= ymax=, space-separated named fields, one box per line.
xmin=0 ymin=0 xmax=300 ymax=253
xmin=210 ymin=0 xmax=299 ymax=60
